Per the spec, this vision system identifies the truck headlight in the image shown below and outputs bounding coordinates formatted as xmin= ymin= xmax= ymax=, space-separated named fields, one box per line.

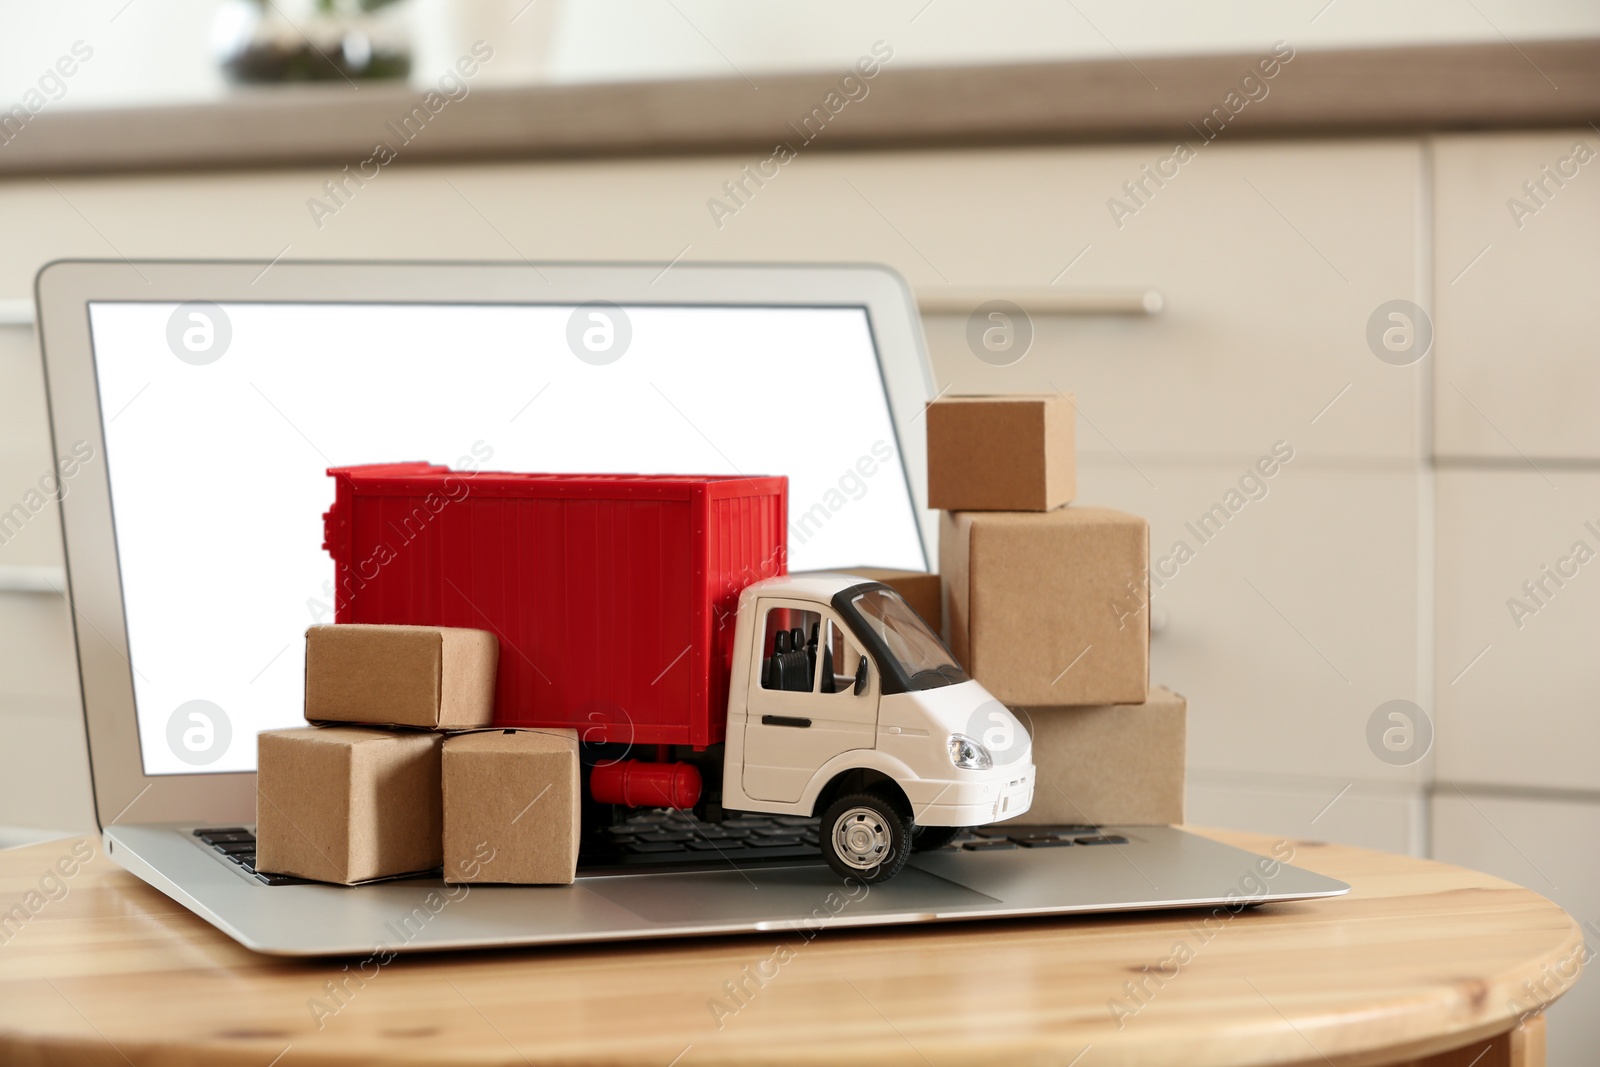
xmin=947 ymin=733 xmax=993 ymax=771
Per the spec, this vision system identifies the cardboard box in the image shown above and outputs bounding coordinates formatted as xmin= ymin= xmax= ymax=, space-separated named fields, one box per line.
xmin=305 ymin=624 xmax=497 ymax=729
xmin=1013 ymin=686 xmax=1186 ymax=826
xmin=927 ymin=395 xmax=1076 ymax=512
xmin=442 ymin=729 xmax=581 ymax=885
xmin=942 ymin=507 xmax=1148 ymax=705
xmin=796 ymin=567 xmax=942 ymax=634
xmin=256 ymin=726 xmax=443 ymax=884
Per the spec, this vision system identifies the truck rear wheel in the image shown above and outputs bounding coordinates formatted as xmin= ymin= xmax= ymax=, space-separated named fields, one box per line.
xmin=820 ymin=793 xmax=910 ymax=884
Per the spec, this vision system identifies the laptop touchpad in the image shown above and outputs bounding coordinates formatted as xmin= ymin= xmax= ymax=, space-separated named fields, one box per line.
xmin=583 ymin=864 xmax=999 ymax=926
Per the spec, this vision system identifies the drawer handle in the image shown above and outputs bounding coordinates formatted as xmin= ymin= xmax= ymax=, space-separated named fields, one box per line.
xmin=0 ymin=565 xmax=66 ymax=594
xmin=0 ymin=298 xmax=34 ymax=326
xmin=918 ymin=288 xmax=1163 ymax=317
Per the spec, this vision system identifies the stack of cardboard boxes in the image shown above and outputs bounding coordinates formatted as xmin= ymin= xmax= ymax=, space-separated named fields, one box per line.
xmin=928 ymin=395 xmax=1187 ymax=827
xmin=256 ymin=624 xmax=582 ymax=885
xmin=258 ymin=402 xmax=1184 ymax=886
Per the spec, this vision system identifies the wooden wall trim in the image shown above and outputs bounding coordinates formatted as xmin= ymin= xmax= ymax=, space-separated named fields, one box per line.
xmin=1 ymin=39 xmax=1596 ymax=177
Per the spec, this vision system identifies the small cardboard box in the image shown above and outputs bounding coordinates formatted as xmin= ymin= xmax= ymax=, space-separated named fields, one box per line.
xmin=927 ymin=395 xmax=1076 ymax=512
xmin=942 ymin=507 xmax=1148 ymax=705
xmin=305 ymin=624 xmax=497 ymax=730
xmin=1013 ymin=686 xmax=1186 ymax=826
xmin=256 ymin=726 xmax=443 ymax=884
xmin=796 ymin=567 xmax=942 ymax=634
xmin=442 ymin=728 xmax=581 ymax=885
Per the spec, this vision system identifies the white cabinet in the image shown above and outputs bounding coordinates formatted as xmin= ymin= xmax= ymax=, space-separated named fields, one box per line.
xmin=1432 ymin=791 xmax=1598 ymax=1067
xmin=1433 ymin=131 xmax=1600 ymax=461
xmin=1077 ymin=457 xmax=1427 ymax=785
xmin=0 ymin=318 xmax=93 ymax=834
xmin=1430 ymin=136 xmax=1600 ymax=1067
xmin=0 ymin=139 xmax=1427 ymax=471
xmin=903 ymin=142 xmax=1427 ymax=463
xmin=1435 ymin=468 xmax=1600 ymax=791
xmin=1188 ymin=776 xmax=1424 ymax=856
xmin=0 ymin=593 xmax=93 ymax=834
xmin=0 ymin=319 xmax=74 ymax=708
xmin=0 ymin=321 xmax=61 ymax=568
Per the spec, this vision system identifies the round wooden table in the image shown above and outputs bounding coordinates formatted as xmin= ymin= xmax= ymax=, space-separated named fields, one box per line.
xmin=0 ymin=829 xmax=1581 ymax=1066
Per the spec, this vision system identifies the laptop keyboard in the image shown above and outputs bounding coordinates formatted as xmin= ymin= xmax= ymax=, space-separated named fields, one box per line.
xmin=191 ymin=827 xmax=307 ymax=886
xmin=195 ymin=815 xmax=1129 ymax=884
xmin=963 ymin=826 xmax=1131 ymax=849
xmin=585 ymin=809 xmax=822 ymax=867
xmin=588 ymin=810 xmax=1127 ymax=867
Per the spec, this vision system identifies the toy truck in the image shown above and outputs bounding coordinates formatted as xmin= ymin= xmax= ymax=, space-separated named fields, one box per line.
xmin=322 ymin=464 xmax=1035 ymax=882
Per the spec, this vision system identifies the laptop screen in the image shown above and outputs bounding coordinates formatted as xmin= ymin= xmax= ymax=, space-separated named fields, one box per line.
xmin=84 ymin=301 xmax=925 ymax=776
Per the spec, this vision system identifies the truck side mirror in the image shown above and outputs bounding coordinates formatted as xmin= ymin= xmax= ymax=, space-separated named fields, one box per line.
xmin=853 ymin=655 xmax=869 ymax=696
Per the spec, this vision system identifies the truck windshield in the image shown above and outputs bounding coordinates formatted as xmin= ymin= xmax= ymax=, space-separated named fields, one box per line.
xmin=847 ymin=588 xmax=969 ymax=691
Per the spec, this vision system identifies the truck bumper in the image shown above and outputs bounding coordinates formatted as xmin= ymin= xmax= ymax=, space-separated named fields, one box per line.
xmin=908 ymin=764 xmax=1036 ymax=827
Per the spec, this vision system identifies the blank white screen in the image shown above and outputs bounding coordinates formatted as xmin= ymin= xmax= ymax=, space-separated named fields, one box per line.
xmin=86 ymin=302 xmax=924 ymax=775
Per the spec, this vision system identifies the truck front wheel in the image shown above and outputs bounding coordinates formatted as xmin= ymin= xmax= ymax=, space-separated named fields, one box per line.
xmin=820 ymin=793 xmax=910 ymax=883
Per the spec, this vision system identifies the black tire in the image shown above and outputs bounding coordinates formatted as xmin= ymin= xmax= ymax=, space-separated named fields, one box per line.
xmin=820 ymin=792 xmax=910 ymax=884
xmin=911 ymin=825 xmax=962 ymax=852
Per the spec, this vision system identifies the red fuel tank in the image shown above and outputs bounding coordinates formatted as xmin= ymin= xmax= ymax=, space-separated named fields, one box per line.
xmin=589 ymin=759 xmax=703 ymax=810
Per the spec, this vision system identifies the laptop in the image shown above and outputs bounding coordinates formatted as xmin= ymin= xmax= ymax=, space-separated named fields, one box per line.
xmin=34 ymin=259 xmax=1348 ymax=955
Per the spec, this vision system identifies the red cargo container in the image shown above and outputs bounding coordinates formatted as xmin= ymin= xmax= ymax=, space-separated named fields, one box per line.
xmin=322 ymin=464 xmax=787 ymax=749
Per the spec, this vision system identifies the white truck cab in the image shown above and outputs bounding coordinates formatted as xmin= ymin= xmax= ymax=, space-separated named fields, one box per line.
xmin=721 ymin=574 xmax=1036 ymax=882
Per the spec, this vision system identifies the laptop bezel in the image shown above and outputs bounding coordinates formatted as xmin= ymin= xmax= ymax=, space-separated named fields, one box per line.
xmin=34 ymin=259 xmax=936 ymax=831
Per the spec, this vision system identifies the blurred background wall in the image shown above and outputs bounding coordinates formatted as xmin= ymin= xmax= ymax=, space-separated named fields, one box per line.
xmin=5 ymin=0 xmax=1600 ymax=106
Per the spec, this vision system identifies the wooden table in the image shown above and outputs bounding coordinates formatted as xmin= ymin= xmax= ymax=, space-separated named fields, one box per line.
xmin=0 ymin=829 xmax=1581 ymax=1066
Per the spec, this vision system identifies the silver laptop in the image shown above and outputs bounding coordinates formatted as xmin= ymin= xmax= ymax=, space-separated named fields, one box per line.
xmin=35 ymin=259 xmax=1347 ymax=956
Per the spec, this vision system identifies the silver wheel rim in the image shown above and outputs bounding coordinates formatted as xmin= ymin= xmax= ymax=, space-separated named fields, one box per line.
xmin=832 ymin=806 xmax=893 ymax=870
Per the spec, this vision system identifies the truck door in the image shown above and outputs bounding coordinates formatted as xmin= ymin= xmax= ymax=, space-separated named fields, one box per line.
xmin=742 ymin=600 xmax=879 ymax=804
